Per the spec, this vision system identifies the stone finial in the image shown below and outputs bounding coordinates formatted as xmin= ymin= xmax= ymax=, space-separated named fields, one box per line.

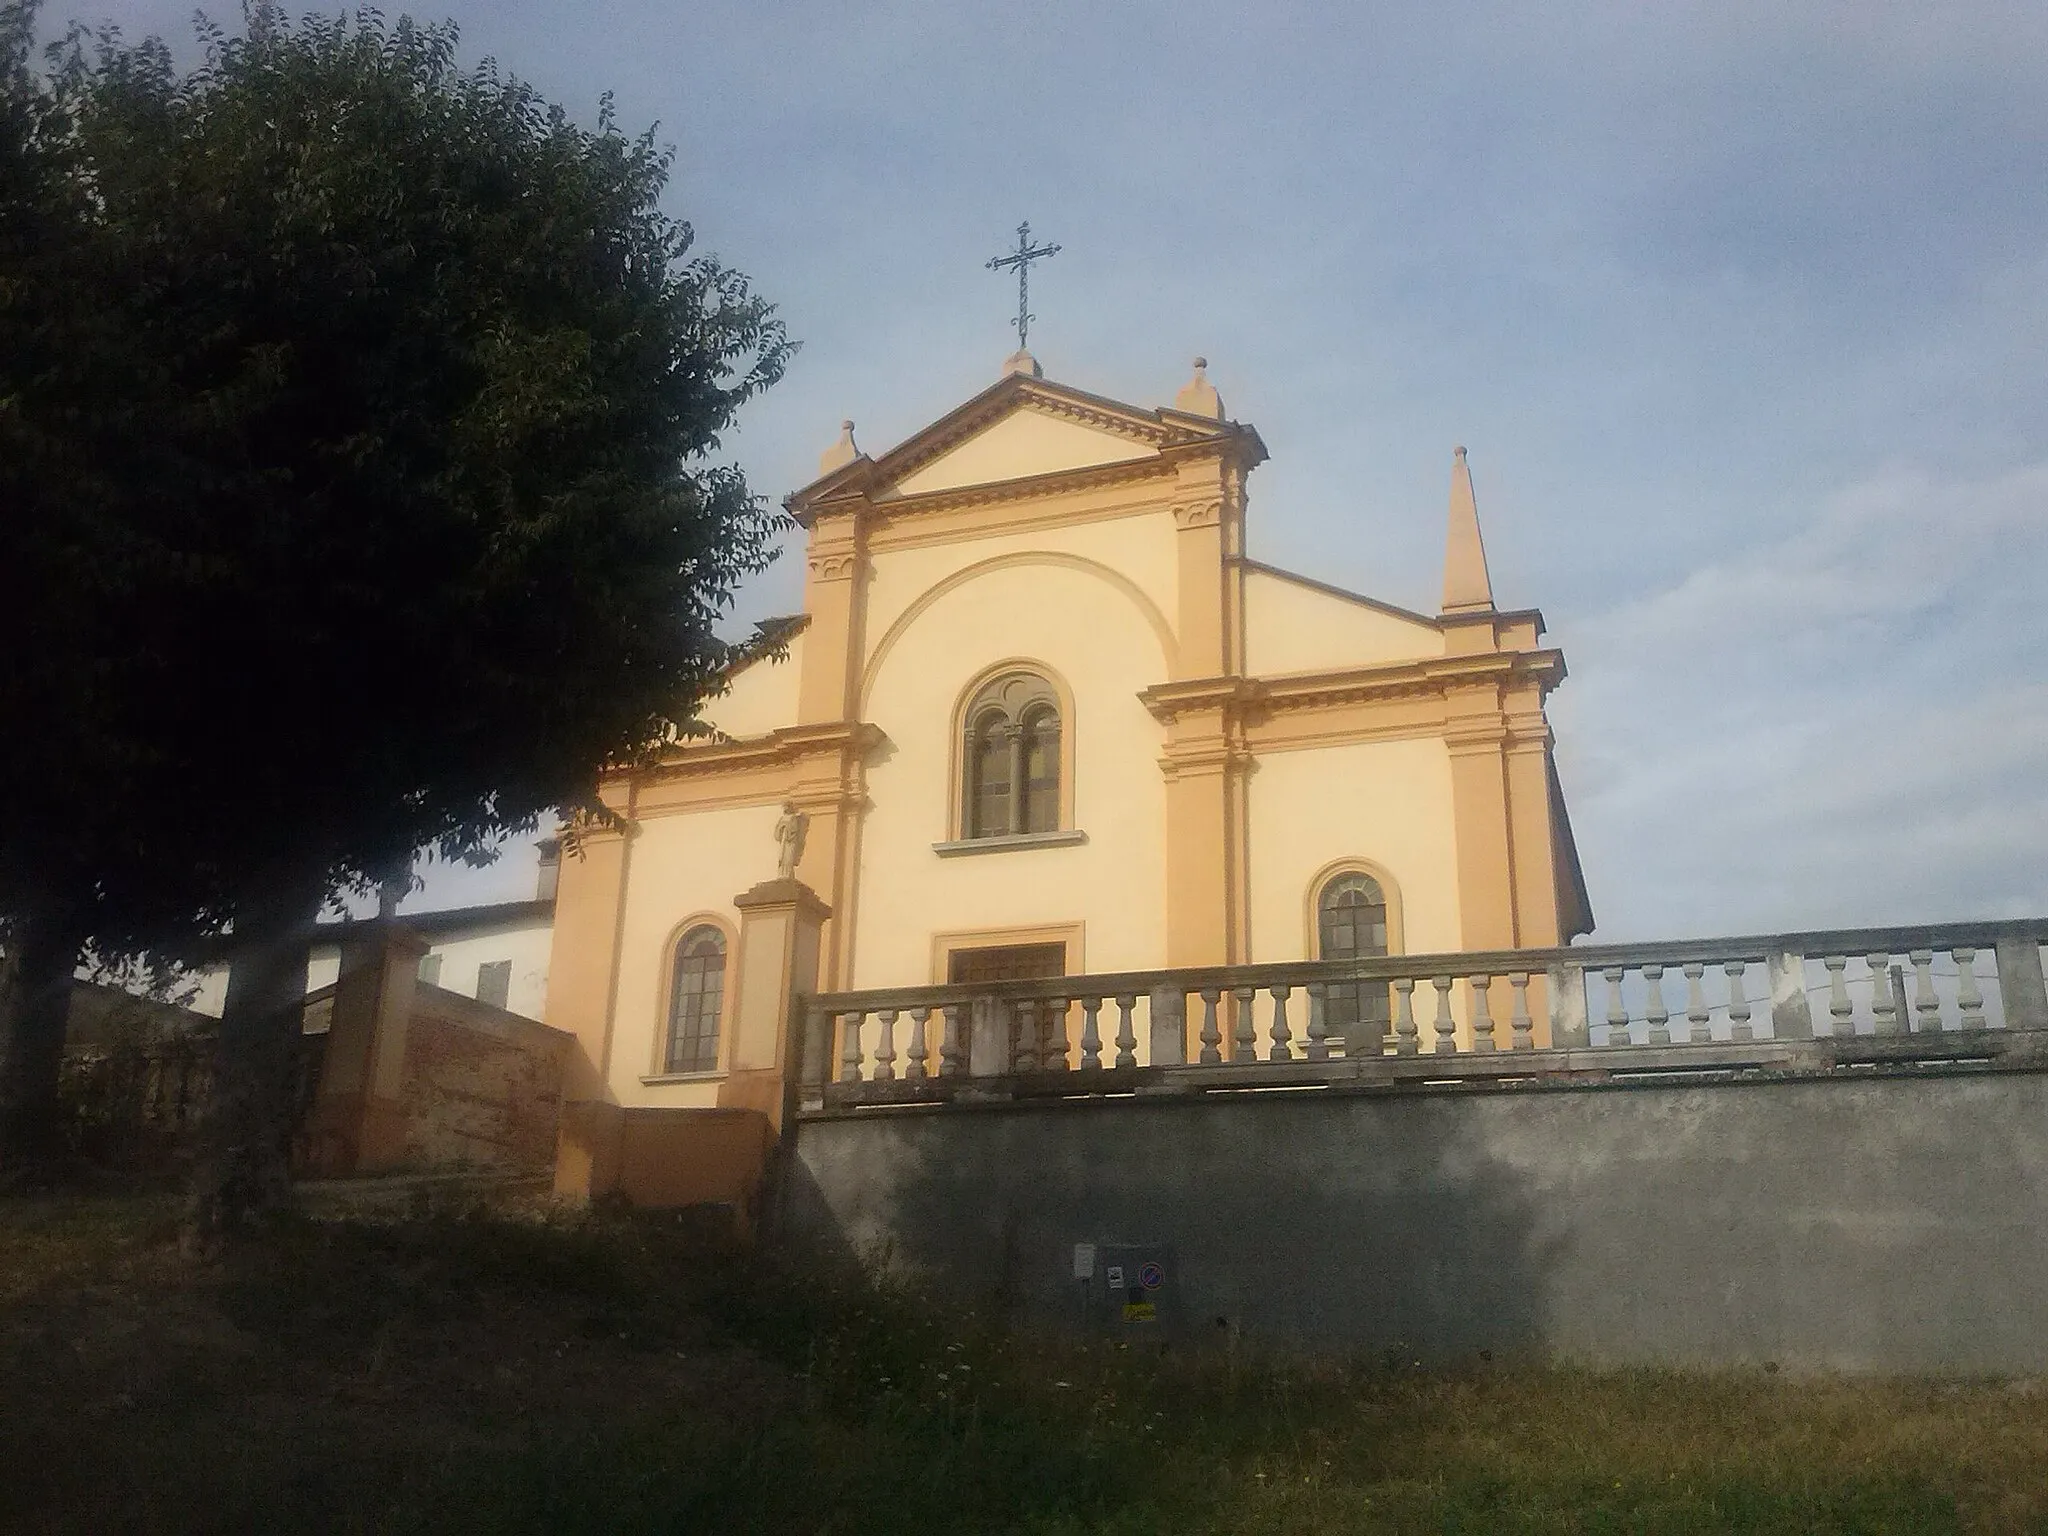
xmin=1174 ymin=356 xmax=1224 ymax=419
xmin=818 ymin=419 xmax=860 ymax=476
xmin=1002 ymin=348 xmax=1043 ymax=379
xmin=1440 ymin=444 xmax=1497 ymax=615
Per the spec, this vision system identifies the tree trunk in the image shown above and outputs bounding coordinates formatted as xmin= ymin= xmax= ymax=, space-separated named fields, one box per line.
xmin=185 ymin=869 xmax=325 ymax=1246
xmin=0 ymin=905 xmax=86 ymax=1185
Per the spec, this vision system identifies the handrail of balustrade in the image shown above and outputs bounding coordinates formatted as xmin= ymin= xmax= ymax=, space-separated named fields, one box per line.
xmin=807 ymin=917 xmax=2048 ymax=1013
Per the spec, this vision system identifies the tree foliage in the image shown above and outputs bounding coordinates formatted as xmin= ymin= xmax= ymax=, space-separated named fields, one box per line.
xmin=0 ymin=2 xmax=793 ymax=1193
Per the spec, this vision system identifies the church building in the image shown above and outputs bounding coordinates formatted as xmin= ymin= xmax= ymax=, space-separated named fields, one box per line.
xmin=544 ymin=352 xmax=1592 ymax=1106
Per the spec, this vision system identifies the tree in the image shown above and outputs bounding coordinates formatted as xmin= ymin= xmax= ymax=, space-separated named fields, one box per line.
xmin=0 ymin=5 xmax=214 ymax=1180
xmin=0 ymin=4 xmax=793 ymax=1226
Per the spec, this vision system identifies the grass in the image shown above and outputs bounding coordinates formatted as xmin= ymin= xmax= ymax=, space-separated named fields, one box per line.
xmin=2 ymin=1190 xmax=2046 ymax=1534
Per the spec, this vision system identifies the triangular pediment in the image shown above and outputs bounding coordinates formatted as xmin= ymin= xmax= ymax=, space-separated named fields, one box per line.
xmin=787 ymin=372 xmax=1262 ymax=516
xmin=884 ymin=405 xmax=1152 ymax=498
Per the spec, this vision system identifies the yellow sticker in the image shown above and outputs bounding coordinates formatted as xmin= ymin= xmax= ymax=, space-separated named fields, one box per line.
xmin=1121 ymin=1301 xmax=1157 ymax=1323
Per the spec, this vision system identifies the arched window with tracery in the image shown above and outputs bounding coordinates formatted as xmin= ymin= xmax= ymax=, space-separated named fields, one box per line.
xmin=664 ymin=925 xmax=727 ymax=1074
xmin=1317 ymin=872 xmax=1390 ymax=1052
xmin=962 ymin=672 xmax=1062 ymax=838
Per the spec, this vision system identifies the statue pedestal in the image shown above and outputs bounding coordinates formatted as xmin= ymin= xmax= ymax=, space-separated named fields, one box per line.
xmin=717 ymin=878 xmax=833 ymax=1130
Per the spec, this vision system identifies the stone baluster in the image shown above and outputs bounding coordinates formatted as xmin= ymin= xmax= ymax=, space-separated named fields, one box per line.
xmin=1682 ymin=963 xmax=1709 ymax=1044
xmin=1230 ymin=986 xmax=1258 ymax=1062
xmin=1432 ymin=976 xmax=1458 ymax=1054
xmin=1268 ymin=986 xmax=1293 ymax=1061
xmin=1013 ymin=1001 xmax=1039 ymax=1073
xmin=873 ymin=1009 xmax=897 ymax=1082
xmin=1393 ymin=979 xmax=1419 ymax=1056
xmin=940 ymin=1004 xmax=966 ymax=1076
xmin=1198 ymin=989 xmax=1223 ymax=1065
xmin=1603 ymin=966 xmax=1630 ymax=1048
xmin=1823 ymin=956 xmax=1854 ymax=1038
xmin=1114 ymin=995 xmax=1138 ymax=1068
xmin=1910 ymin=950 xmax=1941 ymax=1034
xmin=906 ymin=1007 xmax=929 ymax=1081
xmin=1470 ymin=974 xmax=1497 ymax=1052
xmin=1043 ymin=997 xmax=1070 ymax=1070
xmin=838 ymin=1011 xmax=865 ymax=1082
xmin=1953 ymin=948 xmax=1985 ymax=1029
xmin=1509 ymin=972 xmax=1534 ymax=1050
xmin=1306 ymin=983 xmax=1329 ymax=1061
xmin=1079 ymin=996 xmax=1103 ymax=1069
xmin=1642 ymin=964 xmax=1669 ymax=1046
xmin=1725 ymin=961 xmax=1753 ymax=1043
xmin=1868 ymin=953 xmax=1899 ymax=1035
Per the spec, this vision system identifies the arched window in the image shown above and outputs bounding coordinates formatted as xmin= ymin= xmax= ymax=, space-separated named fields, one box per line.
xmin=962 ymin=673 xmax=1062 ymax=838
xmin=1317 ymin=872 xmax=1390 ymax=1052
xmin=664 ymin=925 xmax=727 ymax=1074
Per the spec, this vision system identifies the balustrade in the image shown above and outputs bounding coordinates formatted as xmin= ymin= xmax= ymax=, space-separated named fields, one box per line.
xmin=798 ymin=923 xmax=2048 ymax=1099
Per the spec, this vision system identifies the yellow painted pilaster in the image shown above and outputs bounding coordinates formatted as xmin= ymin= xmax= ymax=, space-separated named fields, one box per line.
xmin=1445 ymin=701 xmax=1518 ymax=953
xmin=788 ymin=746 xmax=869 ymax=991
xmin=1504 ymin=701 xmax=1564 ymax=949
xmin=796 ymin=511 xmax=865 ymax=724
xmin=542 ymin=814 xmax=635 ymax=1102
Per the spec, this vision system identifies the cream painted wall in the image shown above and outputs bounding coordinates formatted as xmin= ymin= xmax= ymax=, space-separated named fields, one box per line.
xmin=1244 ymin=568 xmax=1443 ymax=676
xmin=1246 ymin=736 xmax=1464 ymax=963
xmin=885 ymin=409 xmax=1152 ymax=498
xmin=606 ymin=800 xmax=783 ymax=1108
xmin=699 ymin=634 xmax=804 ymax=740
xmin=860 ymin=510 xmax=1180 ymax=701
xmin=852 ymin=558 xmax=1171 ymax=989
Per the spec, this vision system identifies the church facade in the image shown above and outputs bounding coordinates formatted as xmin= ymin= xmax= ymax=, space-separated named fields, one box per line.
xmin=544 ymin=355 xmax=1591 ymax=1107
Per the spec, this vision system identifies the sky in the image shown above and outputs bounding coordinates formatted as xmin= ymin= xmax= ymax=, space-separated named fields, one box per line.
xmin=55 ymin=0 xmax=2048 ymax=940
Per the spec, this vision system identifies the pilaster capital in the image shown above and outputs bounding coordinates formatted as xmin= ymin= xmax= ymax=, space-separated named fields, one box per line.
xmin=1172 ymin=498 xmax=1224 ymax=530
xmin=807 ymin=550 xmax=863 ymax=583
xmin=1444 ymin=720 xmax=1510 ymax=755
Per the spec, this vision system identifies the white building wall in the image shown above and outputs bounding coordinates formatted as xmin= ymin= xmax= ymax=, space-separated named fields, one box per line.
xmin=1246 ymin=736 xmax=1464 ymax=962
xmin=852 ymin=556 xmax=1171 ymax=987
xmin=417 ymin=920 xmax=552 ymax=1021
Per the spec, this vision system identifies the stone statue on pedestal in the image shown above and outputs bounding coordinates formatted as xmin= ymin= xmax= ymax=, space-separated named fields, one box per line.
xmin=774 ymin=802 xmax=809 ymax=881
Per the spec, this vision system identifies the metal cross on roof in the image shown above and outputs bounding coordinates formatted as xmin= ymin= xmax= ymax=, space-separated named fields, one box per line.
xmin=985 ymin=221 xmax=1061 ymax=352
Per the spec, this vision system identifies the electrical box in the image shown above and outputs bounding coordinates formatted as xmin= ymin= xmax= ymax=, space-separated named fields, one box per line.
xmin=1091 ymin=1242 xmax=1180 ymax=1335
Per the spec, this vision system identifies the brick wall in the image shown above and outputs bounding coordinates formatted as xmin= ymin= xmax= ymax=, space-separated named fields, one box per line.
xmin=398 ymin=985 xmax=574 ymax=1172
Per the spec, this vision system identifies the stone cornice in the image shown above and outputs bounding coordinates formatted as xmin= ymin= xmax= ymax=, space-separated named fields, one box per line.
xmin=785 ymin=372 xmax=1268 ymax=524
xmin=606 ymin=721 xmax=885 ymax=788
xmin=1139 ymin=651 xmax=1567 ymax=725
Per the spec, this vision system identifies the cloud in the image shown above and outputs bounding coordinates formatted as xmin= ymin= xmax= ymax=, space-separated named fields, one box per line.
xmin=1554 ymin=459 xmax=2048 ymax=936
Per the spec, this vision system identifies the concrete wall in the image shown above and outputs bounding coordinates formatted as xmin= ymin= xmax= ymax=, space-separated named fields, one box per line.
xmin=783 ymin=1069 xmax=2048 ymax=1374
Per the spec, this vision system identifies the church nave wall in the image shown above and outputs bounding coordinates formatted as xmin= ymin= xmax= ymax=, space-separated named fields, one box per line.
xmin=856 ymin=507 xmax=1181 ymax=700
xmin=850 ymin=558 xmax=1170 ymax=989
xmin=696 ymin=629 xmax=805 ymax=740
xmin=604 ymin=800 xmax=783 ymax=1108
xmin=1244 ymin=736 xmax=1464 ymax=965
